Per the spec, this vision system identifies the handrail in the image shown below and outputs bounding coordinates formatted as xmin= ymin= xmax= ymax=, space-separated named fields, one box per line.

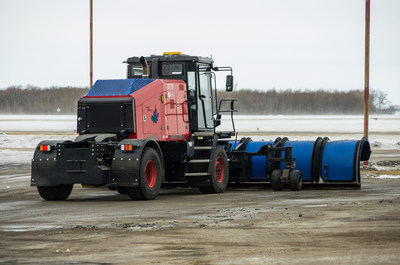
xmin=214 ymin=98 xmax=237 ymax=136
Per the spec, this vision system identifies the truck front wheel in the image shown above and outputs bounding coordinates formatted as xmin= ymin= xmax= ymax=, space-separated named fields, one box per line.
xmin=37 ymin=185 xmax=73 ymax=200
xmin=127 ymin=147 xmax=162 ymax=200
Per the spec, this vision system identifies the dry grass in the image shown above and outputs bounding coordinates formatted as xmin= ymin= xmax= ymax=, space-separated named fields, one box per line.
xmin=362 ymin=169 xmax=400 ymax=175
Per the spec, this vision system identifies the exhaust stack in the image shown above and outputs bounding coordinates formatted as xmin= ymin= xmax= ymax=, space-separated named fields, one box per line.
xmin=139 ymin=56 xmax=149 ymax=79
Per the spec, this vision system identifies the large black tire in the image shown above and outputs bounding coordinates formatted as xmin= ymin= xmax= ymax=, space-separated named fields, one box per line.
xmin=116 ymin=186 xmax=128 ymax=194
xmin=289 ymin=170 xmax=302 ymax=191
xmin=37 ymin=185 xmax=73 ymax=201
xmin=199 ymin=145 xmax=229 ymax=194
xmin=127 ymin=147 xmax=162 ymax=200
xmin=270 ymin=169 xmax=283 ymax=191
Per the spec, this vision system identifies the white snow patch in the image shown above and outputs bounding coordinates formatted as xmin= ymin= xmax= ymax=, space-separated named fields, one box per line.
xmin=0 ymin=133 xmax=76 ymax=149
xmin=0 ymin=149 xmax=33 ymax=165
xmin=376 ymin=175 xmax=400 ymax=179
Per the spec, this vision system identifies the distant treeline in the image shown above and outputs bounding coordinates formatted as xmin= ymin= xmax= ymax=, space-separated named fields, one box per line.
xmin=218 ymin=88 xmax=397 ymax=115
xmin=0 ymin=86 xmax=89 ymax=114
xmin=0 ymin=85 xmax=396 ymax=114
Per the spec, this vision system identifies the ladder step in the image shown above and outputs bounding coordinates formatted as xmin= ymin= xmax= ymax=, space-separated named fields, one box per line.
xmin=216 ymin=131 xmax=235 ymax=138
xmin=184 ymin=172 xmax=209 ymax=177
xmin=193 ymin=132 xmax=214 ymax=137
xmin=194 ymin=146 xmax=212 ymax=150
xmin=188 ymin=159 xmax=210 ymax=163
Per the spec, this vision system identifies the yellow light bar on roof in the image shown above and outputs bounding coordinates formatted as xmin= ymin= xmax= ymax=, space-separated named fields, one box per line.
xmin=163 ymin=52 xmax=182 ymax=55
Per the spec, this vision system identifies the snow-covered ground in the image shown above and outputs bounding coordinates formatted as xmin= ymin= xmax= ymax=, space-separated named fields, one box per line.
xmin=0 ymin=113 xmax=399 ymax=166
xmin=0 ymin=115 xmax=76 ymax=132
xmin=0 ymin=135 xmax=76 ymax=165
xmin=0 ymin=115 xmax=77 ymax=166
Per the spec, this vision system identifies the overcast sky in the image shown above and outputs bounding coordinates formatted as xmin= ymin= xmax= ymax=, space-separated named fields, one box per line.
xmin=1 ymin=0 xmax=399 ymax=105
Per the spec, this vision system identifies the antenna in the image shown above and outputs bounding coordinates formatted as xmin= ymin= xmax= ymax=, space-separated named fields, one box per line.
xmin=363 ymin=0 xmax=370 ymax=165
xmin=90 ymin=0 xmax=93 ymax=88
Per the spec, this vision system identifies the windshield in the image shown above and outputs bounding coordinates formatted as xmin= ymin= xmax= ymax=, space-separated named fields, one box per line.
xmin=162 ymin=63 xmax=183 ymax=76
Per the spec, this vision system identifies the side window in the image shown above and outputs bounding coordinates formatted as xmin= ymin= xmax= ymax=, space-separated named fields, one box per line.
xmin=131 ymin=64 xmax=143 ymax=76
xmin=128 ymin=63 xmax=151 ymax=78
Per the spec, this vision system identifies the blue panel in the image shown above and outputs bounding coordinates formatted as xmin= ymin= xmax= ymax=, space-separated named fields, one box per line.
xmin=321 ymin=141 xmax=357 ymax=181
xmin=283 ymin=141 xmax=315 ymax=181
xmin=87 ymin=79 xmax=155 ymax=96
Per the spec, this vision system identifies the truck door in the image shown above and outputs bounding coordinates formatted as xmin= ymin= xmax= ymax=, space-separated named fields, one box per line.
xmin=197 ymin=65 xmax=214 ymax=130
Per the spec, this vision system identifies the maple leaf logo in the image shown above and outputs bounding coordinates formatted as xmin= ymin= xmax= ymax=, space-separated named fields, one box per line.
xmin=151 ymin=105 xmax=159 ymax=123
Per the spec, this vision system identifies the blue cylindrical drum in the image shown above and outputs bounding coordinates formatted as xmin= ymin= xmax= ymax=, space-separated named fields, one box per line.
xmin=283 ymin=141 xmax=316 ymax=181
xmin=321 ymin=138 xmax=371 ymax=182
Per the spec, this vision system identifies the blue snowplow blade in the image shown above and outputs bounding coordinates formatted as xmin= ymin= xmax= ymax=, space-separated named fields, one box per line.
xmin=228 ymin=137 xmax=371 ymax=186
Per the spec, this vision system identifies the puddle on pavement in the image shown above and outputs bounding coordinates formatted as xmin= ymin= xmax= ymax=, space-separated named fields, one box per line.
xmin=303 ymin=204 xmax=328 ymax=208
xmin=0 ymin=224 xmax=63 ymax=232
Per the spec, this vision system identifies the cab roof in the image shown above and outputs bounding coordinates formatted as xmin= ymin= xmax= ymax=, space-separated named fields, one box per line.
xmin=124 ymin=53 xmax=214 ymax=65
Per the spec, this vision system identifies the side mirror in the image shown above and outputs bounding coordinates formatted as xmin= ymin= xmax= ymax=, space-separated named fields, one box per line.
xmin=226 ymin=75 xmax=234 ymax=92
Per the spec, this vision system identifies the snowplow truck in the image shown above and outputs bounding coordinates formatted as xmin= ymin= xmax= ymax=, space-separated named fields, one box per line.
xmin=31 ymin=52 xmax=371 ymax=200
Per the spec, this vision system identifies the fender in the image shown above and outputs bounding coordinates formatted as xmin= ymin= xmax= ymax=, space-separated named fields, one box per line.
xmin=111 ymin=139 xmax=164 ymax=187
xmin=31 ymin=140 xmax=63 ymax=186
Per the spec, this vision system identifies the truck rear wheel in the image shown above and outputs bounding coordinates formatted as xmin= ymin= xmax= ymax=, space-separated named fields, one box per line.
xmin=199 ymin=146 xmax=229 ymax=194
xmin=116 ymin=187 xmax=128 ymax=194
xmin=37 ymin=185 xmax=73 ymax=201
xmin=127 ymin=147 xmax=162 ymax=200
